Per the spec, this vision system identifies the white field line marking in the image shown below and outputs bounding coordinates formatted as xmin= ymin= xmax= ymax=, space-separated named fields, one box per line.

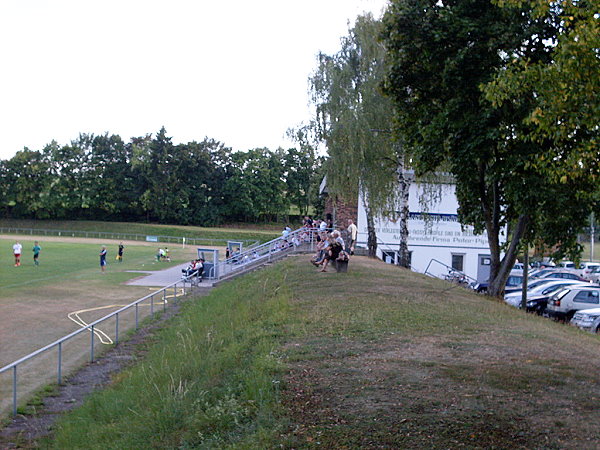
xmin=67 ymin=289 xmax=184 ymax=345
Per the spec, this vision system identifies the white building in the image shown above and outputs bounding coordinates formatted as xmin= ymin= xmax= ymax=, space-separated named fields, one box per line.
xmin=356 ymin=174 xmax=502 ymax=283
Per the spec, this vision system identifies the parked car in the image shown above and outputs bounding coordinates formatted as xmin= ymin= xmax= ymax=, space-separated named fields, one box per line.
xmin=470 ymin=270 xmax=523 ymax=293
xmin=557 ymin=261 xmax=576 ymax=269
xmin=546 ymin=285 xmax=600 ymax=320
xmin=529 ymin=268 xmax=562 ymax=279
xmin=581 ymin=263 xmax=600 ymax=281
xmin=537 ymin=270 xmax=586 ymax=281
xmin=504 ymin=277 xmax=569 ymax=295
xmin=504 ymin=280 xmax=589 ymax=313
xmin=570 ymin=308 xmax=600 ymax=333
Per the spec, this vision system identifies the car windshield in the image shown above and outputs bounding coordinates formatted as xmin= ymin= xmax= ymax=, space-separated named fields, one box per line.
xmin=507 ymin=276 xmax=523 ymax=286
xmin=542 ymin=284 xmax=572 ymax=295
xmin=555 ymin=288 xmax=571 ymax=300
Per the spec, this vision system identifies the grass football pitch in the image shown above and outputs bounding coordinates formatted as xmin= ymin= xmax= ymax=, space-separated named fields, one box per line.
xmin=0 ymin=236 xmax=206 ymax=416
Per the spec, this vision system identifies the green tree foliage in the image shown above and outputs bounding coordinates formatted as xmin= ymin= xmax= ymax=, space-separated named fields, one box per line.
xmin=221 ymin=148 xmax=288 ymax=222
xmin=309 ymin=14 xmax=402 ymax=257
xmin=310 ymin=14 xmax=398 ymax=213
xmin=0 ymin=128 xmax=317 ymax=225
xmin=382 ymin=0 xmax=596 ymax=295
xmin=1 ymin=148 xmax=51 ymax=218
xmin=485 ymin=0 xmax=600 ymax=184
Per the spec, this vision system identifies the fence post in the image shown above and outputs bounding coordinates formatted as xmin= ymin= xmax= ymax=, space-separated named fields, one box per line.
xmin=12 ymin=366 xmax=17 ymax=416
xmin=135 ymin=303 xmax=139 ymax=329
xmin=90 ymin=325 xmax=95 ymax=363
xmin=115 ymin=312 xmax=119 ymax=346
xmin=151 ymin=295 xmax=154 ymax=316
xmin=57 ymin=342 xmax=62 ymax=385
xmin=163 ymin=289 xmax=167 ymax=311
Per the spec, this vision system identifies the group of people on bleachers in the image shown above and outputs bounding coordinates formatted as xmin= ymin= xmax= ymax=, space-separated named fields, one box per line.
xmin=309 ymin=218 xmax=357 ymax=272
xmin=182 ymin=258 xmax=205 ymax=281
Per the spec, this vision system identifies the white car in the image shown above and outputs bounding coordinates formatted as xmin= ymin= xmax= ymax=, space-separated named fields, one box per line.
xmin=504 ymin=280 xmax=589 ymax=308
xmin=570 ymin=308 xmax=600 ymax=332
xmin=580 ymin=262 xmax=600 ymax=280
xmin=557 ymin=261 xmax=576 ymax=269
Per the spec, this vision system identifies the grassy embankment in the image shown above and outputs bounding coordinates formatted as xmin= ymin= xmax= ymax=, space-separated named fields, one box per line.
xmin=37 ymin=255 xmax=600 ymax=448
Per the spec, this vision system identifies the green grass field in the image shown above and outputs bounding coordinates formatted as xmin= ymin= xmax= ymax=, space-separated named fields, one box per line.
xmin=0 ymin=235 xmax=213 ymax=417
xmin=31 ymin=255 xmax=600 ymax=448
xmin=0 ymin=219 xmax=280 ymax=419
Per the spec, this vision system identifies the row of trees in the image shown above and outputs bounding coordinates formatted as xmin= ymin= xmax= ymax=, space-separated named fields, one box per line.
xmin=0 ymin=127 xmax=324 ymax=225
xmin=311 ymin=0 xmax=599 ymax=296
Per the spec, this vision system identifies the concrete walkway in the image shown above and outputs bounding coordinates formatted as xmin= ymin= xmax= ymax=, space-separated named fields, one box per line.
xmin=125 ymin=263 xmax=214 ymax=287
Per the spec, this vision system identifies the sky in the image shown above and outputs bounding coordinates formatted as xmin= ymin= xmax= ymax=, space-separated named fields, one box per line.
xmin=0 ymin=0 xmax=389 ymax=160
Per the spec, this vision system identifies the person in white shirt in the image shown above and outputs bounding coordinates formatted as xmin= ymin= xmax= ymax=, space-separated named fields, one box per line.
xmin=347 ymin=219 xmax=358 ymax=255
xmin=13 ymin=241 xmax=22 ymax=267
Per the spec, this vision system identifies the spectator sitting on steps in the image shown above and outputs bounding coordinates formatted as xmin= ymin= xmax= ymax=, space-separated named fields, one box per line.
xmin=319 ymin=234 xmax=344 ymax=272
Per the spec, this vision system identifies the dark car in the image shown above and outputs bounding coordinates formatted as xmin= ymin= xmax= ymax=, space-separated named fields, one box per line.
xmin=471 ymin=271 xmax=523 ymax=293
xmin=538 ymin=271 xmax=586 ymax=281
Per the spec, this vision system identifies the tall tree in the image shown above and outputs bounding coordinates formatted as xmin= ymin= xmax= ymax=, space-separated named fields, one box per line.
xmin=381 ymin=0 xmax=595 ymax=296
xmin=309 ymin=14 xmax=404 ymax=260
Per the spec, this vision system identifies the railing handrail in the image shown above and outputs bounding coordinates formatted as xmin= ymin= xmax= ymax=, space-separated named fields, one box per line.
xmin=0 ymin=278 xmax=186 ymax=375
xmin=424 ymin=258 xmax=476 ymax=283
xmin=208 ymin=227 xmax=321 ymax=279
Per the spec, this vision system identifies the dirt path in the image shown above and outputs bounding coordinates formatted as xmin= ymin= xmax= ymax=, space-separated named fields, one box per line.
xmin=0 ymin=286 xmax=211 ymax=448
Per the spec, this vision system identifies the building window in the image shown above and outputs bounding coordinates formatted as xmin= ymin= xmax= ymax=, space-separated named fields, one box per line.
xmin=452 ymin=254 xmax=464 ymax=272
xmin=382 ymin=250 xmax=396 ymax=265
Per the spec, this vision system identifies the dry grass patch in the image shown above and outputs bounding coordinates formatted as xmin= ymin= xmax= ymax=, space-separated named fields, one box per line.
xmin=280 ymin=255 xmax=600 ymax=449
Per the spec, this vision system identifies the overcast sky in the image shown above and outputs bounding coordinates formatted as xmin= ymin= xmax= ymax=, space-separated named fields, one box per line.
xmin=0 ymin=0 xmax=388 ymax=160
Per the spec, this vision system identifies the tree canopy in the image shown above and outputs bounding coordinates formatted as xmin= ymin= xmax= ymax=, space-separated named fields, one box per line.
xmin=381 ymin=0 xmax=597 ymax=295
xmin=0 ymin=128 xmax=323 ymax=225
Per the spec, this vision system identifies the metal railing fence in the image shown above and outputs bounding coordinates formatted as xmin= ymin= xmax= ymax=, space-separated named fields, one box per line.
xmin=424 ymin=258 xmax=476 ymax=285
xmin=0 ymin=276 xmax=200 ymax=417
xmin=208 ymin=227 xmax=321 ymax=280
xmin=0 ymin=227 xmax=259 ymax=247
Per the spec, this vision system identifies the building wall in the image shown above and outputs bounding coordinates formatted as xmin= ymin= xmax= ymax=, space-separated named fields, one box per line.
xmin=323 ymin=193 xmax=358 ymax=232
xmin=356 ymin=179 xmax=500 ymax=282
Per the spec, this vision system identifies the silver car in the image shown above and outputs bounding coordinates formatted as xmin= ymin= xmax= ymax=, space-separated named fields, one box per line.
xmin=570 ymin=308 xmax=600 ymax=332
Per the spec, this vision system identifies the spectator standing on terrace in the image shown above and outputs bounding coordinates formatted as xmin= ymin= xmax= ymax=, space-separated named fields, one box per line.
xmin=13 ymin=241 xmax=22 ymax=267
xmin=32 ymin=241 xmax=41 ymax=266
xmin=347 ymin=219 xmax=358 ymax=255
xmin=319 ymin=219 xmax=327 ymax=232
xmin=99 ymin=246 xmax=107 ymax=272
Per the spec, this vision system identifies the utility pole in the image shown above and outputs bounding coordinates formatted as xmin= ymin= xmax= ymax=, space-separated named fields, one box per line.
xmin=591 ymin=213 xmax=595 ymax=261
xmin=520 ymin=248 xmax=529 ymax=311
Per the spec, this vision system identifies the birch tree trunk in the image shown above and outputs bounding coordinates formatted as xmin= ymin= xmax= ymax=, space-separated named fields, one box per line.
xmin=363 ymin=193 xmax=378 ymax=258
xmin=396 ymin=154 xmax=411 ymax=268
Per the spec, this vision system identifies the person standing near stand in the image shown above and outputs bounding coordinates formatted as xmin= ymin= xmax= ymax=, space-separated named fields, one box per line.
xmin=347 ymin=219 xmax=358 ymax=255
